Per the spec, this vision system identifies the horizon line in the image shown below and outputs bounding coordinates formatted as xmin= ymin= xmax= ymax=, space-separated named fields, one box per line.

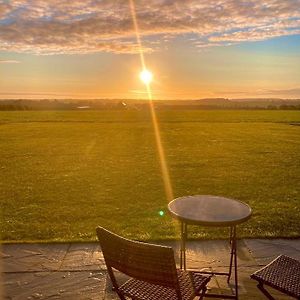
xmin=1 ymin=97 xmax=300 ymax=101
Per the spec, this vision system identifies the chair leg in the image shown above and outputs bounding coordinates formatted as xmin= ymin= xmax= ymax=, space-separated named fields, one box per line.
xmin=116 ymin=292 xmax=126 ymax=300
xmin=198 ymin=287 xmax=207 ymax=300
xmin=106 ymin=269 xmax=126 ymax=300
xmin=257 ymin=283 xmax=276 ymax=300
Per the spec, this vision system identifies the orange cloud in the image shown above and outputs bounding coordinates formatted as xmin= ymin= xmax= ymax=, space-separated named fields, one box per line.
xmin=0 ymin=0 xmax=299 ymax=54
xmin=0 ymin=59 xmax=20 ymax=63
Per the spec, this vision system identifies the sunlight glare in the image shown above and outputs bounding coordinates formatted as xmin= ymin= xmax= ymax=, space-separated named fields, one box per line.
xmin=130 ymin=0 xmax=173 ymax=202
xmin=140 ymin=69 xmax=153 ymax=85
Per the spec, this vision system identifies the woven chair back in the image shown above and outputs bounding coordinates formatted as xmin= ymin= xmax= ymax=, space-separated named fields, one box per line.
xmin=96 ymin=227 xmax=179 ymax=288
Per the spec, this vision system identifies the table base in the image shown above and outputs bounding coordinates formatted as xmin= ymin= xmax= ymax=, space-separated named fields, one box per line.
xmin=180 ymin=223 xmax=239 ymax=300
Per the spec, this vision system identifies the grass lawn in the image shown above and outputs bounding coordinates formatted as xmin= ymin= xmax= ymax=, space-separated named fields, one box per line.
xmin=1 ymin=109 xmax=300 ymax=242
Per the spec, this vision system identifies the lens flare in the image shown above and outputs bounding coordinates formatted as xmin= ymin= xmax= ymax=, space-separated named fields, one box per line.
xmin=129 ymin=0 xmax=174 ymax=203
xmin=140 ymin=69 xmax=153 ymax=85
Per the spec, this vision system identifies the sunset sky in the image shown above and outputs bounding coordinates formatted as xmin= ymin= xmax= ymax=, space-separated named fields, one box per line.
xmin=0 ymin=0 xmax=300 ymax=100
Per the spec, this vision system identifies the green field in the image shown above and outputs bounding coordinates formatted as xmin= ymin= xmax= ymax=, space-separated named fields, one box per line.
xmin=1 ymin=110 xmax=300 ymax=242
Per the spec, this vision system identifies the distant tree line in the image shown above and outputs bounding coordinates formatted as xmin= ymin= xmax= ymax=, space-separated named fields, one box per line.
xmin=0 ymin=100 xmax=127 ymax=111
xmin=0 ymin=99 xmax=300 ymax=111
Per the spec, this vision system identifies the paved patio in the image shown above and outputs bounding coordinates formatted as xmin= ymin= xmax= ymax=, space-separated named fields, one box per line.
xmin=1 ymin=238 xmax=300 ymax=299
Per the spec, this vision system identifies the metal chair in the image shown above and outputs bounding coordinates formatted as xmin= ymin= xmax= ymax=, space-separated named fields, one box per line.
xmin=250 ymin=255 xmax=300 ymax=299
xmin=96 ymin=227 xmax=211 ymax=300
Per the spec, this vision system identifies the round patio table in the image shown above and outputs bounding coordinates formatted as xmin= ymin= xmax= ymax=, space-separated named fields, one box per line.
xmin=168 ymin=195 xmax=252 ymax=300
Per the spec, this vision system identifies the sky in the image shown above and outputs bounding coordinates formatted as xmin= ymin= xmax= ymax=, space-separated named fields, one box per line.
xmin=0 ymin=0 xmax=300 ymax=100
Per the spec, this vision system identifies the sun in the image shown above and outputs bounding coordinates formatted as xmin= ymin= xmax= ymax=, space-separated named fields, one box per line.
xmin=140 ymin=69 xmax=153 ymax=85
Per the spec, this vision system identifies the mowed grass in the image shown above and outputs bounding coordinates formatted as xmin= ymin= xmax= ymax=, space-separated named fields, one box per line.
xmin=1 ymin=110 xmax=300 ymax=242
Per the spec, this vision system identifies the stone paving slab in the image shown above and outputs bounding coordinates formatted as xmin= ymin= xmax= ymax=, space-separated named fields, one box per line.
xmin=4 ymin=271 xmax=106 ymax=300
xmin=244 ymin=239 xmax=300 ymax=265
xmin=176 ymin=240 xmax=255 ymax=269
xmin=2 ymin=243 xmax=106 ymax=274
xmin=59 ymin=243 xmax=104 ymax=271
xmin=2 ymin=239 xmax=300 ymax=299
xmin=1 ymin=244 xmax=69 ymax=272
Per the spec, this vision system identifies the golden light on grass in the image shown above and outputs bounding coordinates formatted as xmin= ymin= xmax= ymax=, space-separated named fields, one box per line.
xmin=140 ymin=69 xmax=153 ymax=85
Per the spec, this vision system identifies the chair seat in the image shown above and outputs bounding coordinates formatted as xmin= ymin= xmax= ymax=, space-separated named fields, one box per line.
xmin=251 ymin=255 xmax=300 ymax=299
xmin=119 ymin=269 xmax=211 ymax=300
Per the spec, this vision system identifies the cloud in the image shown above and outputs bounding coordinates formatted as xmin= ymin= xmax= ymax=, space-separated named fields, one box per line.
xmin=0 ymin=59 xmax=20 ymax=63
xmin=262 ymin=88 xmax=300 ymax=96
xmin=209 ymin=27 xmax=300 ymax=43
xmin=213 ymin=87 xmax=300 ymax=98
xmin=0 ymin=0 xmax=299 ymax=54
xmin=0 ymin=2 xmax=11 ymax=18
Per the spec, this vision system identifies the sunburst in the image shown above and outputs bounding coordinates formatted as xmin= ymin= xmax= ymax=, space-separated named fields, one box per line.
xmin=139 ymin=69 xmax=153 ymax=85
